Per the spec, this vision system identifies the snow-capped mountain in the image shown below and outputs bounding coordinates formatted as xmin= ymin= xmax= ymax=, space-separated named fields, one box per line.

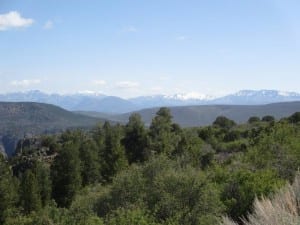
xmin=163 ymin=93 xmax=215 ymax=101
xmin=0 ymin=90 xmax=300 ymax=114
xmin=212 ymin=90 xmax=300 ymax=105
xmin=0 ymin=90 xmax=134 ymax=114
xmin=129 ymin=93 xmax=214 ymax=109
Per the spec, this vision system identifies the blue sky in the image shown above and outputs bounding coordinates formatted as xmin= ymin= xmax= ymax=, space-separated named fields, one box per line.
xmin=0 ymin=0 xmax=300 ymax=98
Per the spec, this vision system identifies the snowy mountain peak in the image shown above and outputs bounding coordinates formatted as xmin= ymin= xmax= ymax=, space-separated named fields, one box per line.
xmin=0 ymin=89 xmax=300 ymax=113
xmin=233 ymin=90 xmax=300 ymax=98
xmin=163 ymin=92 xmax=215 ymax=101
xmin=278 ymin=91 xmax=300 ymax=97
xmin=75 ymin=90 xmax=105 ymax=97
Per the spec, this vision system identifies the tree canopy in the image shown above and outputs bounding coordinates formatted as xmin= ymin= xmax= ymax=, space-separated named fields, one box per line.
xmin=2 ymin=108 xmax=300 ymax=225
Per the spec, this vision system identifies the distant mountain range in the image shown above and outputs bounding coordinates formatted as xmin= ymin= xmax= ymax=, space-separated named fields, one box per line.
xmin=81 ymin=102 xmax=300 ymax=127
xmin=212 ymin=90 xmax=300 ymax=105
xmin=1 ymin=100 xmax=300 ymax=156
xmin=1 ymin=90 xmax=300 ymax=114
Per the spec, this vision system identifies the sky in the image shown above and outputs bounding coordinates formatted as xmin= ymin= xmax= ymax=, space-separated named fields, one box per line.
xmin=0 ymin=0 xmax=300 ymax=98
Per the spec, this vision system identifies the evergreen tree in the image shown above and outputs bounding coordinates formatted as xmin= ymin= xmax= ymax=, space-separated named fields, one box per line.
xmin=32 ymin=161 xmax=51 ymax=207
xmin=79 ymin=139 xmax=101 ymax=186
xmin=20 ymin=170 xmax=41 ymax=214
xmin=51 ymin=142 xmax=82 ymax=207
xmin=92 ymin=123 xmax=105 ymax=148
xmin=149 ymin=107 xmax=178 ymax=155
xmin=122 ymin=113 xmax=148 ymax=163
xmin=175 ymin=129 xmax=204 ymax=167
xmin=262 ymin=115 xmax=275 ymax=122
xmin=92 ymin=123 xmax=106 ymax=175
xmin=0 ymin=155 xmax=18 ymax=223
xmin=213 ymin=116 xmax=236 ymax=129
xmin=288 ymin=112 xmax=300 ymax=123
xmin=248 ymin=116 xmax=261 ymax=124
xmin=100 ymin=122 xmax=128 ymax=182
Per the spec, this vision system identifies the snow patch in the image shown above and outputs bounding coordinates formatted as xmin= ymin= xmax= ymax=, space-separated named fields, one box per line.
xmin=163 ymin=92 xmax=215 ymax=101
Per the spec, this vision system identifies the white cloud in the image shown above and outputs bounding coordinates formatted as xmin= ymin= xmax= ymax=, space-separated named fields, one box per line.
xmin=121 ymin=25 xmax=137 ymax=33
xmin=0 ymin=11 xmax=34 ymax=31
xmin=116 ymin=81 xmax=139 ymax=89
xmin=43 ymin=20 xmax=53 ymax=30
xmin=93 ymin=80 xmax=107 ymax=86
xmin=150 ymin=86 xmax=164 ymax=93
xmin=11 ymin=79 xmax=41 ymax=87
xmin=176 ymin=35 xmax=188 ymax=41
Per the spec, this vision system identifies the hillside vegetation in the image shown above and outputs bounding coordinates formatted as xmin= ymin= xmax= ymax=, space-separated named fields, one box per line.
xmin=222 ymin=173 xmax=300 ymax=225
xmin=0 ymin=102 xmax=103 ymax=156
xmin=1 ymin=108 xmax=300 ymax=224
xmin=84 ymin=101 xmax=300 ymax=127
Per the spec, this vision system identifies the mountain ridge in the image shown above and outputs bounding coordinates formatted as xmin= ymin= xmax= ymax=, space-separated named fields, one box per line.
xmin=0 ymin=102 xmax=105 ymax=156
xmin=1 ymin=100 xmax=300 ymax=155
xmin=1 ymin=89 xmax=300 ymax=113
xmin=87 ymin=101 xmax=300 ymax=127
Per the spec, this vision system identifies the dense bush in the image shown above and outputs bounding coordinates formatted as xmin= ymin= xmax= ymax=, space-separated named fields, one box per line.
xmin=221 ymin=173 xmax=300 ymax=225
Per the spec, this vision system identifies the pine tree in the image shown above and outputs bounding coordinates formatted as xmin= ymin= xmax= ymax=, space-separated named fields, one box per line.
xmin=79 ymin=139 xmax=101 ymax=186
xmin=122 ymin=113 xmax=148 ymax=163
xmin=100 ymin=122 xmax=128 ymax=182
xmin=20 ymin=170 xmax=41 ymax=214
xmin=32 ymin=161 xmax=51 ymax=207
xmin=51 ymin=142 xmax=82 ymax=207
xmin=0 ymin=155 xmax=18 ymax=223
xmin=149 ymin=107 xmax=178 ymax=155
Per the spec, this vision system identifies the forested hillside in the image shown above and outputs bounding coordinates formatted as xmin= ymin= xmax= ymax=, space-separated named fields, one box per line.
xmin=96 ymin=101 xmax=300 ymax=127
xmin=0 ymin=102 xmax=104 ymax=156
xmin=1 ymin=108 xmax=300 ymax=225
